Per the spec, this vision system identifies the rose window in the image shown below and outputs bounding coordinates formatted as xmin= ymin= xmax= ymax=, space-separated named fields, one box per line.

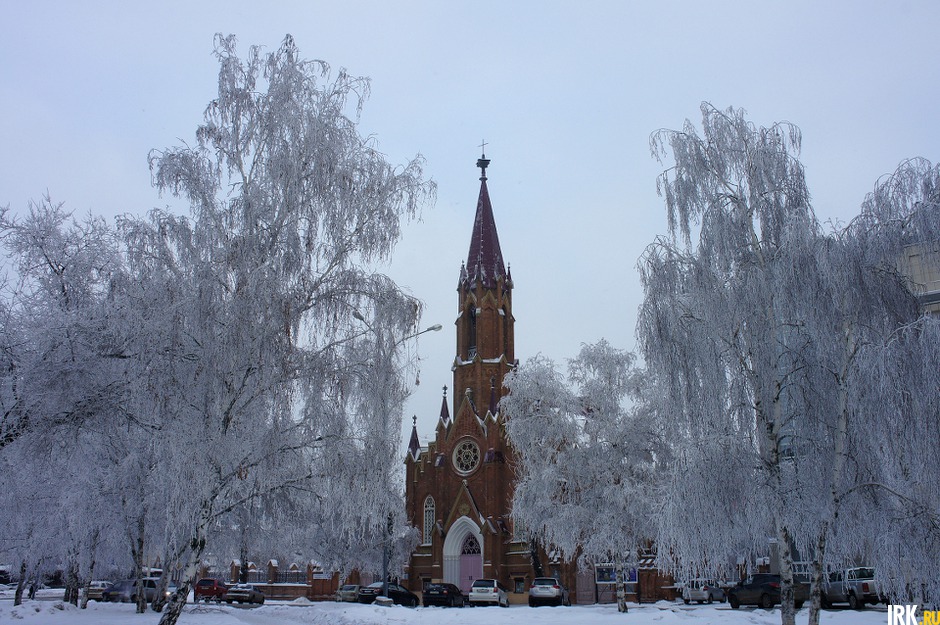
xmin=453 ymin=439 xmax=481 ymax=474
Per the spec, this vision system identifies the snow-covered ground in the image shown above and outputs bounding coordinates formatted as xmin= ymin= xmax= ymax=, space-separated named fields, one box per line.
xmin=0 ymin=594 xmax=893 ymax=625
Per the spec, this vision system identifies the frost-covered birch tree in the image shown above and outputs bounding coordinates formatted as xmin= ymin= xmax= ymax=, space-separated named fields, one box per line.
xmin=640 ymin=105 xmax=940 ymax=625
xmin=0 ymin=198 xmax=131 ymax=607
xmin=0 ymin=33 xmax=433 ymax=625
xmin=640 ymin=104 xmax=827 ymax=625
xmin=135 ymin=34 xmax=433 ymax=625
xmin=504 ymin=340 xmax=664 ymax=613
xmin=829 ymin=159 xmax=940 ymax=608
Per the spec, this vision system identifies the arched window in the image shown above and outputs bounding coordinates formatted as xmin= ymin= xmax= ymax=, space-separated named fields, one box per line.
xmin=461 ymin=534 xmax=481 ymax=555
xmin=468 ymin=307 xmax=477 ymax=359
xmin=423 ymin=496 xmax=435 ymax=545
xmin=502 ymin=305 xmax=510 ymax=357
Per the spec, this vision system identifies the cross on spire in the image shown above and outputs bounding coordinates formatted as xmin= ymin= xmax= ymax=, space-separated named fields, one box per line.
xmin=477 ymin=142 xmax=490 ymax=181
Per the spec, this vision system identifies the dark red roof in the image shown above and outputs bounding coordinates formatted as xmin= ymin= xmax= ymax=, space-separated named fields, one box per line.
xmin=465 ymin=177 xmax=506 ymax=288
xmin=407 ymin=417 xmax=420 ymax=461
xmin=439 ymin=392 xmax=450 ymax=422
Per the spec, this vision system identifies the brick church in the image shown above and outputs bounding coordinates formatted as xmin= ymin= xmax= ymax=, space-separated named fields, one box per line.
xmin=403 ymin=154 xmax=578 ymax=602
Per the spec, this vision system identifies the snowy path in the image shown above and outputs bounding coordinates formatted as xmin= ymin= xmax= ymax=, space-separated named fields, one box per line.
xmin=0 ymin=598 xmax=893 ymax=625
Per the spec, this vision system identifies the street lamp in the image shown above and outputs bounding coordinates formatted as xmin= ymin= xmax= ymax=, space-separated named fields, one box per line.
xmin=352 ymin=308 xmax=442 ymax=340
xmin=353 ymin=314 xmax=442 ymax=600
xmin=385 ymin=322 xmax=441 ymax=600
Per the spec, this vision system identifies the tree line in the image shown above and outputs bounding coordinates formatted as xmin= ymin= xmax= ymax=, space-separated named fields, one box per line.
xmin=505 ymin=105 xmax=940 ymax=625
xmin=0 ymin=35 xmax=433 ymax=625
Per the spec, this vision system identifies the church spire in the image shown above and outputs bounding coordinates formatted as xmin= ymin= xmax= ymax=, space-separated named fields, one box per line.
xmin=407 ymin=415 xmax=420 ymax=461
xmin=439 ymin=385 xmax=450 ymax=423
xmin=465 ymin=151 xmax=505 ymax=288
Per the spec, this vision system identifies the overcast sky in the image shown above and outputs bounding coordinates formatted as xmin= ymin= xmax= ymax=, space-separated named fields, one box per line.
xmin=3 ymin=0 xmax=939 ymax=453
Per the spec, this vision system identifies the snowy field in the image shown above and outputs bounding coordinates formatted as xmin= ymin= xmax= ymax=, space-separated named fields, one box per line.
xmin=0 ymin=594 xmax=893 ymax=625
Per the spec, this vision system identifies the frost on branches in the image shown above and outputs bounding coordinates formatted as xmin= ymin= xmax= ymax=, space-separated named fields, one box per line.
xmin=0 ymin=34 xmax=433 ymax=625
xmin=504 ymin=340 xmax=666 ymax=613
xmin=639 ymin=104 xmax=940 ymax=625
xmin=139 ymin=33 xmax=434 ymax=625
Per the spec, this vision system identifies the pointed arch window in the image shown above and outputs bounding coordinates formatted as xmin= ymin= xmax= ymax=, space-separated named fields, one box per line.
xmin=461 ymin=534 xmax=481 ymax=555
xmin=502 ymin=305 xmax=510 ymax=358
xmin=468 ymin=307 xmax=477 ymax=359
xmin=423 ymin=496 xmax=435 ymax=545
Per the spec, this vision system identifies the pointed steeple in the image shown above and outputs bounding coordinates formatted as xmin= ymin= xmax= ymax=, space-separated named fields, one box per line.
xmin=439 ymin=385 xmax=451 ymax=423
xmin=465 ymin=152 xmax=506 ymax=288
xmin=407 ymin=415 xmax=421 ymax=461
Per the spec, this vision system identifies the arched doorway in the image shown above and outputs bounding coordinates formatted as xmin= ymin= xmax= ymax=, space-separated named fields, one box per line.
xmin=459 ymin=534 xmax=482 ymax=594
xmin=443 ymin=516 xmax=484 ymax=594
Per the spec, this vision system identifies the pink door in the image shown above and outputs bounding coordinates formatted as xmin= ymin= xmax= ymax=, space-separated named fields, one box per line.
xmin=459 ymin=534 xmax=482 ymax=594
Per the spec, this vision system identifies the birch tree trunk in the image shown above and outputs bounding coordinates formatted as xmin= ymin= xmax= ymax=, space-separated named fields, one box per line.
xmin=158 ymin=505 xmax=212 ymax=625
xmin=64 ymin=559 xmax=79 ymax=606
xmin=13 ymin=560 xmax=26 ymax=606
xmin=80 ymin=530 xmax=99 ymax=610
xmin=776 ymin=522 xmax=797 ymax=625
xmin=615 ymin=558 xmax=628 ymax=613
xmin=807 ymin=523 xmax=827 ymax=625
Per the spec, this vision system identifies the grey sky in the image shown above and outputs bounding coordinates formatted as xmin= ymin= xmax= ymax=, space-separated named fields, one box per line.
xmin=2 ymin=0 xmax=939 ymax=452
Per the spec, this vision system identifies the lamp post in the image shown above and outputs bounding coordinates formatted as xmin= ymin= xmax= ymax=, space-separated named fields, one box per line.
xmin=353 ymin=314 xmax=441 ymax=601
xmin=382 ymin=321 xmax=441 ymax=600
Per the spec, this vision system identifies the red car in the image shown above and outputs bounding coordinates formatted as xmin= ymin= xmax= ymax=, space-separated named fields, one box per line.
xmin=193 ymin=578 xmax=228 ymax=602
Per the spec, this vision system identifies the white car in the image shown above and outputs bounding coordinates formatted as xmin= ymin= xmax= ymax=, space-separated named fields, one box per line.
xmin=224 ymin=583 xmax=265 ymax=605
xmin=682 ymin=579 xmax=725 ymax=604
xmin=85 ymin=580 xmax=112 ymax=601
xmin=529 ymin=577 xmax=570 ymax=607
xmin=336 ymin=584 xmax=359 ymax=602
xmin=469 ymin=578 xmax=509 ymax=607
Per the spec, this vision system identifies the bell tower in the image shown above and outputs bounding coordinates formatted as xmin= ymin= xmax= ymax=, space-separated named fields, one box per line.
xmin=405 ymin=154 xmax=529 ymax=599
xmin=453 ymin=152 xmax=515 ymax=414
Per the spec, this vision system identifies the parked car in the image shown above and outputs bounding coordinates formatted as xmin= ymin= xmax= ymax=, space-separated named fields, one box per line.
xmin=728 ymin=573 xmax=808 ymax=609
xmin=85 ymin=580 xmax=112 ymax=601
xmin=682 ymin=579 xmax=725 ymax=604
xmin=336 ymin=583 xmax=360 ymax=602
xmin=225 ymin=583 xmax=265 ymax=605
xmin=469 ymin=578 xmax=509 ymax=607
xmin=528 ymin=577 xmax=570 ymax=607
xmin=164 ymin=583 xmax=180 ymax=603
xmin=101 ymin=579 xmax=132 ymax=602
xmin=821 ymin=567 xmax=881 ymax=609
xmin=422 ymin=582 xmax=465 ymax=607
xmin=357 ymin=582 xmax=420 ymax=607
xmin=101 ymin=578 xmax=161 ymax=603
xmin=193 ymin=578 xmax=229 ymax=602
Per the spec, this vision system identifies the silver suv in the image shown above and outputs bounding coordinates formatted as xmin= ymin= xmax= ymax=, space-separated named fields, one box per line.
xmin=528 ymin=577 xmax=570 ymax=607
xmin=682 ymin=579 xmax=725 ymax=604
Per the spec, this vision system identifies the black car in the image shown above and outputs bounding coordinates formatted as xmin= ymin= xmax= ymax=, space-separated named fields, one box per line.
xmin=728 ymin=573 xmax=808 ymax=609
xmin=422 ymin=583 xmax=465 ymax=607
xmin=357 ymin=582 xmax=420 ymax=607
